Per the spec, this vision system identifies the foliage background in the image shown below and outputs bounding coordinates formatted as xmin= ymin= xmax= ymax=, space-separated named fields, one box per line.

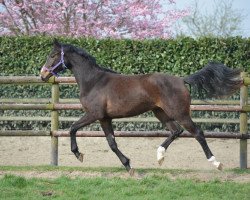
xmin=0 ymin=36 xmax=250 ymax=131
xmin=1 ymin=36 xmax=250 ymax=76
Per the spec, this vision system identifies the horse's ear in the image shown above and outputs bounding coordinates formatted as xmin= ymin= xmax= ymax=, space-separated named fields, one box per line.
xmin=53 ymin=39 xmax=61 ymax=49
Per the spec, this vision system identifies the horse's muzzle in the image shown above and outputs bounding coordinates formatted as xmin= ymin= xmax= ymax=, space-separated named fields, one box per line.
xmin=40 ymin=66 xmax=52 ymax=82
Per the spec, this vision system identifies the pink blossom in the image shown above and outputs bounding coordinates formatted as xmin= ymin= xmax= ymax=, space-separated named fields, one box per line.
xmin=0 ymin=0 xmax=189 ymax=39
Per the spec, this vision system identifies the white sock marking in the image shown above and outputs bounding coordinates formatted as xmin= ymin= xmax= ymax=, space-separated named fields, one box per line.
xmin=157 ymin=146 xmax=166 ymax=162
xmin=208 ymin=156 xmax=221 ymax=169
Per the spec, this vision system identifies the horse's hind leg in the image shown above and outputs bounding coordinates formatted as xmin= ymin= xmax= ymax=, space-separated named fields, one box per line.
xmin=178 ymin=116 xmax=223 ymax=170
xmin=100 ymin=118 xmax=134 ymax=176
xmin=153 ymin=108 xmax=183 ymax=165
xmin=157 ymin=121 xmax=183 ymax=165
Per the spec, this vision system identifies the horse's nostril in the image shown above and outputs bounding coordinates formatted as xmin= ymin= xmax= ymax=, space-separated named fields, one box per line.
xmin=41 ymin=66 xmax=47 ymax=73
xmin=40 ymin=75 xmax=46 ymax=81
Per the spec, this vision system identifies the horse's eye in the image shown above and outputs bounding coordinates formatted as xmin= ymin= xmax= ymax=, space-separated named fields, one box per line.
xmin=51 ymin=53 xmax=57 ymax=58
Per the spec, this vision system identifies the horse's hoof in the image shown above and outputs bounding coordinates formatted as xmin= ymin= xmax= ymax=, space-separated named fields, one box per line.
xmin=129 ymin=168 xmax=135 ymax=176
xmin=217 ymin=162 xmax=223 ymax=171
xmin=208 ymin=156 xmax=223 ymax=170
xmin=77 ymin=153 xmax=84 ymax=162
xmin=158 ymin=157 xmax=164 ymax=166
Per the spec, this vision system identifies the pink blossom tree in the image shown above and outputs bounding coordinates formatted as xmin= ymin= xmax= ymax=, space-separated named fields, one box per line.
xmin=0 ymin=0 xmax=189 ymax=39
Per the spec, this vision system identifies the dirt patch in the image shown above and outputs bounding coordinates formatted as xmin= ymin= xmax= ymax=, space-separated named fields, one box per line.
xmin=0 ymin=169 xmax=249 ymax=183
xmin=166 ymin=171 xmax=250 ymax=183
xmin=0 ymin=137 xmax=249 ymax=170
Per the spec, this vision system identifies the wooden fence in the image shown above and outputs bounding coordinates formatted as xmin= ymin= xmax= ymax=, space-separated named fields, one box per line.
xmin=0 ymin=75 xmax=250 ymax=168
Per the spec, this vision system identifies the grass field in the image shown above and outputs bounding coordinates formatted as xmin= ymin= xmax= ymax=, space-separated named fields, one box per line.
xmin=0 ymin=166 xmax=249 ymax=200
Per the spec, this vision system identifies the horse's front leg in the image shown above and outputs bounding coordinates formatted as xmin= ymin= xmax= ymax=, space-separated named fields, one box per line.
xmin=70 ymin=113 xmax=96 ymax=162
xmin=100 ymin=118 xmax=134 ymax=176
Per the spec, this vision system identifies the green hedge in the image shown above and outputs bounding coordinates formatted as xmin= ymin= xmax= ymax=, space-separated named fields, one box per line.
xmin=1 ymin=36 xmax=250 ymax=76
xmin=0 ymin=36 xmax=250 ymax=132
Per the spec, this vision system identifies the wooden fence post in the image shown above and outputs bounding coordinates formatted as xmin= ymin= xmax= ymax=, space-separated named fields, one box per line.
xmin=240 ymin=72 xmax=248 ymax=169
xmin=51 ymin=78 xmax=59 ymax=166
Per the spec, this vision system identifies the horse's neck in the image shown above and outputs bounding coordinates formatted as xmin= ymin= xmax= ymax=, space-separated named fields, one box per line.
xmin=71 ymin=59 xmax=103 ymax=96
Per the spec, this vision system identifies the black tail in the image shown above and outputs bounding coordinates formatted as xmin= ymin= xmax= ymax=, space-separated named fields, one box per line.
xmin=184 ymin=62 xmax=242 ymax=98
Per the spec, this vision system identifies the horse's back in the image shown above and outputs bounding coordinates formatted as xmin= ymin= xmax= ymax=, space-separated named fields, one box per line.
xmin=105 ymin=72 xmax=188 ymax=101
xmin=102 ymin=72 xmax=190 ymax=118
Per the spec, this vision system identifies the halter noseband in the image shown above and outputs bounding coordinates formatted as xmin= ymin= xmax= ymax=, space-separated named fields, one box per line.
xmin=43 ymin=48 xmax=68 ymax=77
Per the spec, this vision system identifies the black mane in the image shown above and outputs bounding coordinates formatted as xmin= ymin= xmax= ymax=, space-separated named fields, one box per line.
xmin=63 ymin=43 xmax=118 ymax=74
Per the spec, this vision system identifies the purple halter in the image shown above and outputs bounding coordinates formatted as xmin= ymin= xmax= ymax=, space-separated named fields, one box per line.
xmin=43 ymin=47 xmax=67 ymax=77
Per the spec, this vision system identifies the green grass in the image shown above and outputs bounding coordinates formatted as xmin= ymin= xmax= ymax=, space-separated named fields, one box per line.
xmin=0 ymin=166 xmax=249 ymax=200
xmin=0 ymin=165 xmax=249 ymax=175
xmin=0 ymin=165 xmax=194 ymax=174
xmin=0 ymin=174 xmax=249 ymax=200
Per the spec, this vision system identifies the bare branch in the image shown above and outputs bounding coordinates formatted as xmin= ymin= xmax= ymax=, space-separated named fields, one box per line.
xmin=182 ymin=0 xmax=244 ymax=37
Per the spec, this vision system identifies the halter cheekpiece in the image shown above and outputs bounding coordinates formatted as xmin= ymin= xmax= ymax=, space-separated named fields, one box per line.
xmin=43 ymin=47 xmax=67 ymax=77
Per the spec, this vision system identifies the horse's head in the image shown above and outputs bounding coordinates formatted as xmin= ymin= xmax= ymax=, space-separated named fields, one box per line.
xmin=40 ymin=39 xmax=69 ymax=82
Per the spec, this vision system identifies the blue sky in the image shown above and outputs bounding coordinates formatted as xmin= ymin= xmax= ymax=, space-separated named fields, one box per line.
xmin=172 ymin=0 xmax=250 ymax=37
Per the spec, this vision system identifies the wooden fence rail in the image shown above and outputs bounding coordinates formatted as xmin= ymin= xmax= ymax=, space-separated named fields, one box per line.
xmin=0 ymin=103 xmax=249 ymax=112
xmin=0 ymin=130 xmax=249 ymax=139
xmin=0 ymin=75 xmax=249 ymax=168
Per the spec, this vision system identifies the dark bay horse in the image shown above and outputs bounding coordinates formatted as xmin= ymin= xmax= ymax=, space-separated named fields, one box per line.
xmin=40 ymin=40 xmax=242 ymax=175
